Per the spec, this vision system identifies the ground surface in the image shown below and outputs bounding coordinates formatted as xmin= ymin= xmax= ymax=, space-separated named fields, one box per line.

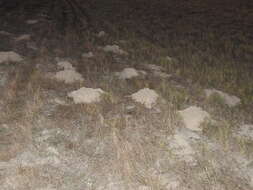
xmin=0 ymin=0 xmax=253 ymax=189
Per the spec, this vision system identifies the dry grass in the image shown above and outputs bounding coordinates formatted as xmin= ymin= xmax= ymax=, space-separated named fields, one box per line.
xmin=0 ymin=0 xmax=252 ymax=189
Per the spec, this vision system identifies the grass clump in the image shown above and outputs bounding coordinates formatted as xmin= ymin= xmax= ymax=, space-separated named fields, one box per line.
xmin=203 ymin=120 xmax=233 ymax=151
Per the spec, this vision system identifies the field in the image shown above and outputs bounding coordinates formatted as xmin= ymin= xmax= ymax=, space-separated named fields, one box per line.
xmin=0 ymin=0 xmax=252 ymax=189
